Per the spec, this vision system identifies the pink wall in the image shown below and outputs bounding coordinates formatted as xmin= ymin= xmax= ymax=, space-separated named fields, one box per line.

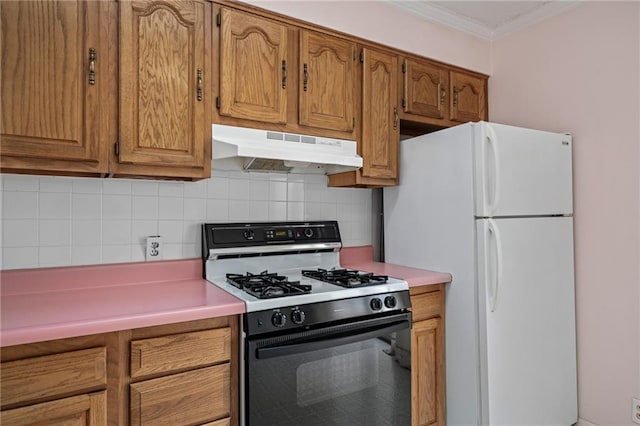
xmin=490 ymin=3 xmax=640 ymax=425
xmin=243 ymin=0 xmax=492 ymax=75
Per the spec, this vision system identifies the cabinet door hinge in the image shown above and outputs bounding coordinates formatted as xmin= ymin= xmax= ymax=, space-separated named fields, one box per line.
xmin=114 ymin=142 xmax=119 ymax=156
xmin=359 ymin=50 xmax=364 ymax=63
xmin=402 ymin=61 xmax=406 ymax=74
xmin=216 ymin=12 xmax=221 ymax=27
xmin=402 ymin=98 xmax=406 ymax=108
xmin=216 ymin=96 xmax=221 ymax=109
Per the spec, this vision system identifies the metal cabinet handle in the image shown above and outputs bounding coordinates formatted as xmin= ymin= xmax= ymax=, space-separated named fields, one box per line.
xmin=197 ymin=68 xmax=203 ymax=101
xmin=303 ymin=63 xmax=308 ymax=92
xmin=393 ymin=106 xmax=398 ymax=129
xmin=439 ymin=84 xmax=446 ymax=106
xmin=89 ymin=48 xmax=96 ymax=85
xmin=282 ymin=60 xmax=287 ymax=89
xmin=453 ymin=86 xmax=459 ymax=107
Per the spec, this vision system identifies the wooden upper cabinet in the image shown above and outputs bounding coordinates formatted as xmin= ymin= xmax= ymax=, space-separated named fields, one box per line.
xmin=219 ymin=8 xmax=288 ymax=124
xmin=118 ymin=0 xmax=211 ymax=177
xmin=361 ymin=48 xmax=398 ymax=180
xmin=450 ymin=70 xmax=486 ymax=123
xmin=403 ymin=59 xmax=449 ymax=120
xmin=299 ymin=30 xmax=356 ymax=133
xmin=0 ymin=0 xmax=109 ymax=174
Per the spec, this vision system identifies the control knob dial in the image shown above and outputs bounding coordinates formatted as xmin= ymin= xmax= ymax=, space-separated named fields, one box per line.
xmin=271 ymin=311 xmax=287 ymax=328
xmin=384 ymin=295 xmax=397 ymax=309
xmin=370 ymin=298 xmax=382 ymax=311
xmin=291 ymin=309 xmax=306 ymax=325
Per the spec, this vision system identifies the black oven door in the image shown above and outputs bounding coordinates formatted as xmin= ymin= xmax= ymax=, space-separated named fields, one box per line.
xmin=245 ymin=313 xmax=412 ymax=426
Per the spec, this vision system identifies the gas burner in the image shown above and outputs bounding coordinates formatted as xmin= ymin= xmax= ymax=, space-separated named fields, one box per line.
xmin=226 ymin=271 xmax=312 ymax=299
xmin=302 ymin=268 xmax=389 ymax=288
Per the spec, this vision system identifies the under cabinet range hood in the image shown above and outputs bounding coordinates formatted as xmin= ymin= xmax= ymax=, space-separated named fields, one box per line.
xmin=211 ymin=124 xmax=363 ymax=174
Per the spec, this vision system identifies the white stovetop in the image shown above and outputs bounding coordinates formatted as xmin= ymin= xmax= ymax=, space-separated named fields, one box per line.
xmin=204 ymin=251 xmax=408 ymax=312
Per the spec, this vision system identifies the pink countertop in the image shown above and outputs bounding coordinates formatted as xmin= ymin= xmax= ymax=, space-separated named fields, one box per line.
xmin=0 ymin=259 xmax=245 ymax=347
xmin=340 ymin=246 xmax=452 ymax=288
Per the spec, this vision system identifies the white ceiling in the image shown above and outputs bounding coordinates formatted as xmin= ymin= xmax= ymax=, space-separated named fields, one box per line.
xmin=386 ymin=0 xmax=581 ymax=41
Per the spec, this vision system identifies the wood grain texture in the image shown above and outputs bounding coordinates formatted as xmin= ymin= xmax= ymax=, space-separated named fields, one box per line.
xmin=450 ymin=70 xmax=486 ymax=123
xmin=0 ymin=0 xmax=109 ymax=174
xmin=118 ymin=0 xmax=210 ymax=173
xmin=130 ymin=365 xmax=230 ymax=426
xmin=412 ymin=317 xmax=445 ymax=426
xmin=220 ymin=7 xmax=288 ymax=123
xmin=404 ymin=59 xmax=449 ymax=120
xmin=299 ymin=30 xmax=356 ymax=132
xmin=361 ymin=47 xmax=398 ymax=180
xmin=1 ymin=347 xmax=107 ymax=408
xmin=410 ymin=289 xmax=443 ymax=322
xmin=1 ymin=391 xmax=107 ymax=426
xmin=130 ymin=328 xmax=231 ymax=378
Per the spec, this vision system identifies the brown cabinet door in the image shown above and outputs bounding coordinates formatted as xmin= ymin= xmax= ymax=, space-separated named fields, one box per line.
xmin=361 ymin=48 xmax=398 ymax=180
xmin=130 ymin=365 xmax=230 ymax=426
xmin=450 ymin=71 xmax=486 ymax=123
xmin=219 ymin=8 xmax=288 ymax=124
xmin=0 ymin=0 xmax=108 ymax=174
xmin=299 ymin=30 xmax=356 ymax=132
xmin=119 ymin=0 xmax=210 ymax=172
xmin=412 ymin=317 xmax=445 ymax=426
xmin=403 ymin=59 xmax=449 ymax=120
xmin=1 ymin=391 xmax=107 ymax=426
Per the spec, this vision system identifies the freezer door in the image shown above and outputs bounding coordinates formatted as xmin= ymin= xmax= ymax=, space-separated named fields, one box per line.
xmin=476 ymin=217 xmax=577 ymax=425
xmin=474 ymin=122 xmax=573 ymax=217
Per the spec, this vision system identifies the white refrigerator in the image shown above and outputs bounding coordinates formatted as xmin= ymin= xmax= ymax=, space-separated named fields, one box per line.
xmin=384 ymin=122 xmax=577 ymax=425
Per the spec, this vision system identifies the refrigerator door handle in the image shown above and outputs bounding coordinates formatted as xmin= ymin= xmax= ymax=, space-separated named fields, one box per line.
xmin=485 ymin=124 xmax=501 ymax=215
xmin=487 ymin=219 xmax=503 ymax=312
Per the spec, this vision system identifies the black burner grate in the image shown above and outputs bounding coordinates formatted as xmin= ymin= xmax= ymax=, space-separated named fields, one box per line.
xmin=301 ymin=268 xmax=388 ymax=288
xmin=226 ymin=271 xmax=312 ymax=299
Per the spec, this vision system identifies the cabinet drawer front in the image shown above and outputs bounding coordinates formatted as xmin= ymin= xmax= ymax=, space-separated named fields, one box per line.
xmin=411 ymin=290 xmax=442 ymax=322
xmin=130 ymin=328 xmax=230 ymax=378
xmin=1 ymin=347 xmax=107 ymax=408
xmin=130 ymin=365 xmax=230 ymax=426
xmin=1 ymin=391 xmax=107 ymax=426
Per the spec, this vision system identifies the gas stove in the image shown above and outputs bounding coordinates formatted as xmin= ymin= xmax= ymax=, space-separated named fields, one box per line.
xmin=202 ymin=221 xmax=409 ymax=313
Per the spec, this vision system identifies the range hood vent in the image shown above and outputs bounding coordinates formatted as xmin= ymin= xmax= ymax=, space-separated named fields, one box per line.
xmin=212 ymin=124 xmax=363 ymax=174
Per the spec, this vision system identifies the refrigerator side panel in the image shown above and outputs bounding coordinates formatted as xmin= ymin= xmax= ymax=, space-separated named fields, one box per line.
xmin=475 ymin=217 xmax=577 ymax=425
xmin=474 ymin=122 xmax=573 ymax=217
xmin=384 ymin=123 xmax=481 ymax=426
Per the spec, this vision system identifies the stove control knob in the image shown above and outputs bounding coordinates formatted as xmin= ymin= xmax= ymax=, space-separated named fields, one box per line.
xmin=271 ymin=311 xmax=287 ymax=328
xmin=303 ymin=228 xmax=314 ymax=238
xmin=384 ymin=295 xmax=397 ymax=309
xmin=370 ymin=298 xmax=382 ymax=311
xmin=291 ymin=309 xmax=306 ymax=325
xmin=243 ymin=229 xmax=255 ymax=240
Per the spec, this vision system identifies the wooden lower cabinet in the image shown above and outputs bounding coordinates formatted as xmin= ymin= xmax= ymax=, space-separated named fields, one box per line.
xmin=1 ymin=392 xmax=107 ymax=426
xmin=0 ymin=316 xmax=238 ymax=426
xmin=410 ymin=285 xmax=446 ymax=426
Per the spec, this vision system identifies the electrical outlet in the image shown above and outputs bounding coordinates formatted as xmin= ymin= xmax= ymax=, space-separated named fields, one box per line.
xmin=633 ymin=398 xmax=640 ymax=425
xmin=146 ymin=236 xmax=163 ymax=261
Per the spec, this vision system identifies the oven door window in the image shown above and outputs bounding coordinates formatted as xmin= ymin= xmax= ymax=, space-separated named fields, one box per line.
xmin=246 ymin=317 xmax=411 ymax=425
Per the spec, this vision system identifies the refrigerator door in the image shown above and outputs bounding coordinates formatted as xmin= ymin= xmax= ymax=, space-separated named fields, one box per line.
xmin=474 ymin=122 xmax=573 ymax=217
xmin=476 ymin=216 xmax=577 ymax=425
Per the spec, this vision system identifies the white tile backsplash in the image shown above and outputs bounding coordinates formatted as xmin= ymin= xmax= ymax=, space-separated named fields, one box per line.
xmin=1 ymin=171 xmax=374 ymax=269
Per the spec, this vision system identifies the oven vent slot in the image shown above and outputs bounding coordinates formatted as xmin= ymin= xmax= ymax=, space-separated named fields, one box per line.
xmin=215 ymin=248 xmax=335 ymax=260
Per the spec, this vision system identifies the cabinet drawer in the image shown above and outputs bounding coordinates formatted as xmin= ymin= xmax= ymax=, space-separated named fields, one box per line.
xmin=1 ymin=391 xmax=107 ymax=426
xmin=130 ymin=364 xmax=230 ymax=426
xmin=411 ymin=290 xmax=442 ymax=322
xmin=1 ymin=347 xmax=107 ymax=408
xmin=130 ymin=328 xmax=230 ymax=378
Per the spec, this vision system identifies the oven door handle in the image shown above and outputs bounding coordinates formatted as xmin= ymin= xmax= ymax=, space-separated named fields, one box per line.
xmin=255 ymin=317 xmax=410 ymax=360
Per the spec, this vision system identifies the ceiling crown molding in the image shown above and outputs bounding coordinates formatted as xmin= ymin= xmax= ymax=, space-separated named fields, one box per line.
xmin=386 ymin=1 xmax=581 ymax=41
